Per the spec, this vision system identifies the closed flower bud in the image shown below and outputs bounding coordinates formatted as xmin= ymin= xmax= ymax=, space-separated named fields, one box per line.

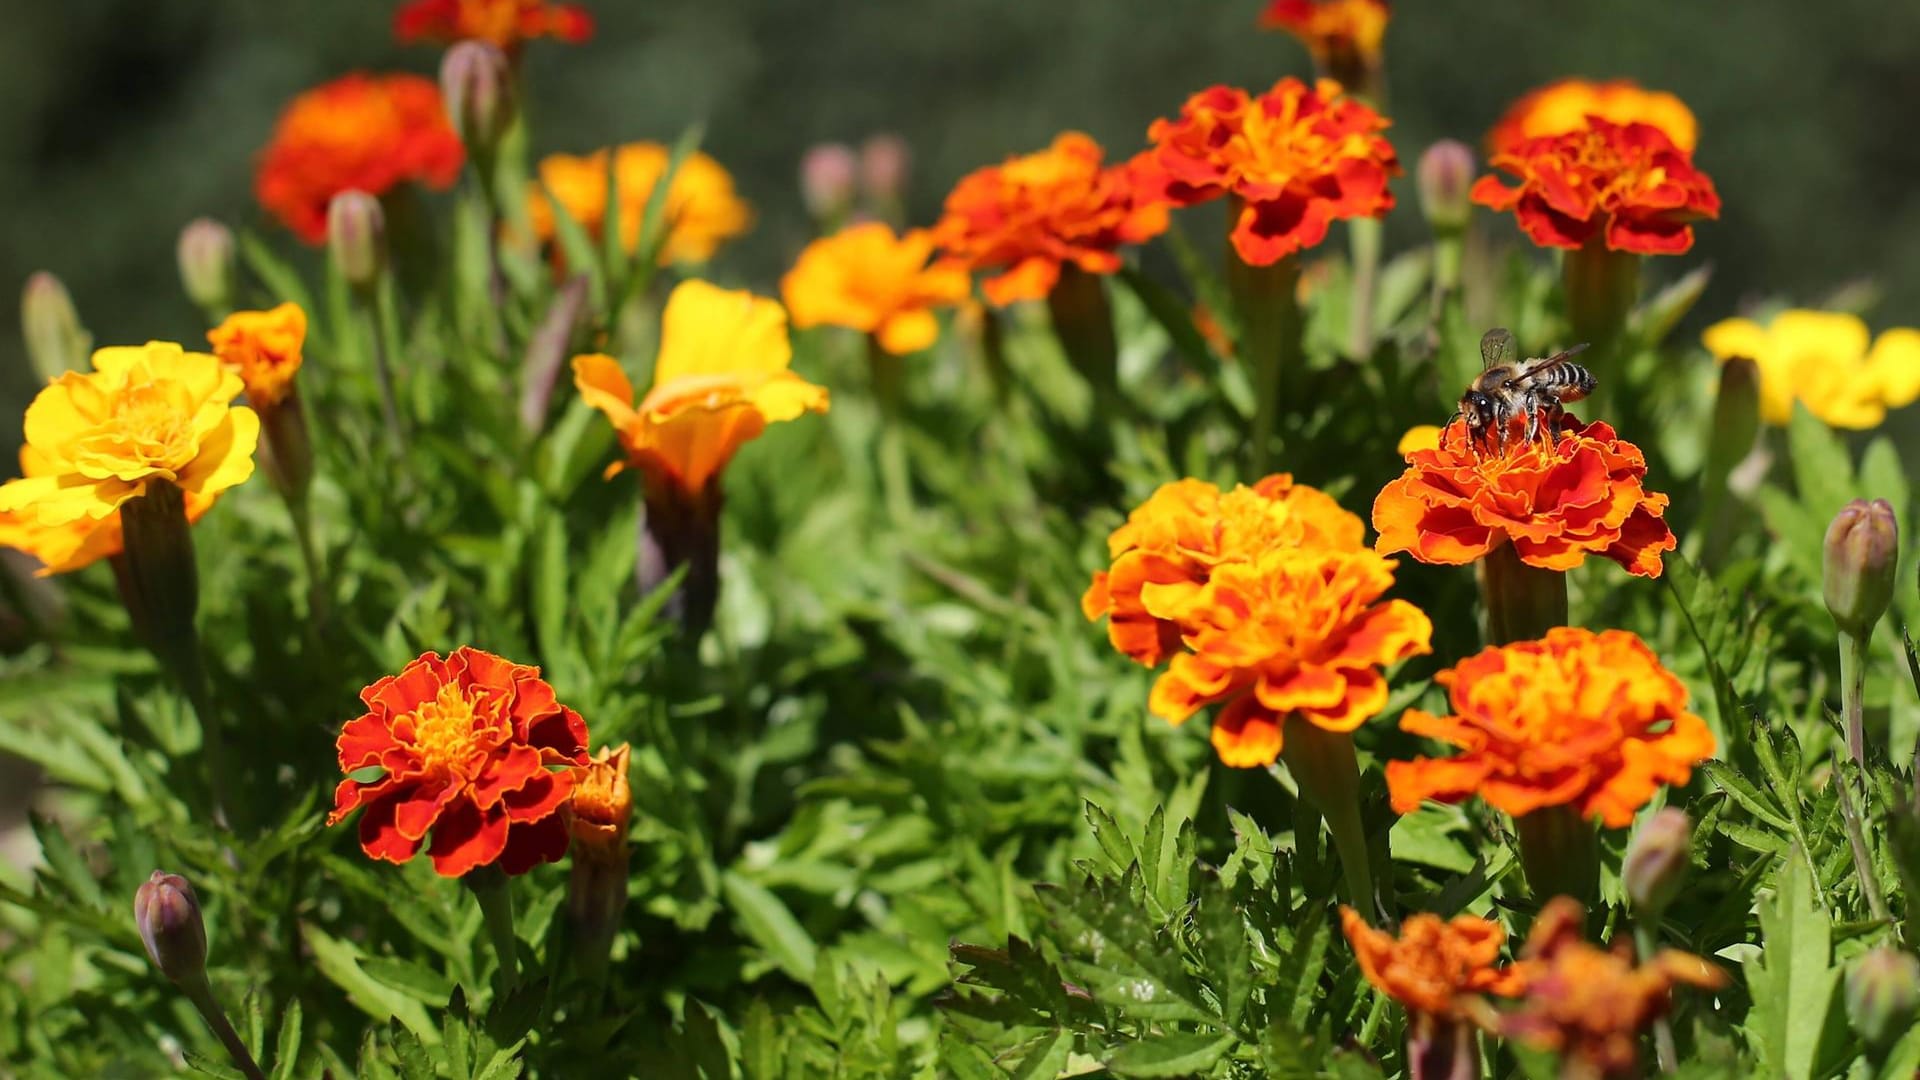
xmin=20 ymin=271 xmax=91 ymax=382
xmin=1418 ymin=140 xmax=1475 ymax=233
xmin=859 ymin=133 xmax=912 ymax=206
xmin=440 ymin=40 xmax=514 ymax=156
xmin=1824 ymin=498 xmax=1898 ymax=638
xmin=564 ymin=744 xmax=633 ymax=977
xmin=176 ymin=219 xmax=236 ymax=316
xmin=135 ymin=870 xmax=208 ymax=987
xmin=1847 ymin=946 xmax=1920 ymax=1049
xmin=1623 ymin=807 xmax=1690 ymax=916
xmin=326 ymin=190 xmax=387 ymax=292
xmin=799 ymin=143 xmax=857 ymax=223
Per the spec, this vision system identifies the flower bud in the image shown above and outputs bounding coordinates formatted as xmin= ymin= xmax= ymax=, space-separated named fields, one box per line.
xmin=440 ymin=40 xmax=514 ymax=156
xmin=1824 ymin=498 xmax=1898 ymax=639
xmin=1847 ymin=946 xmax=1920 ymax=1050
xmin=326 ymin=190 xmax=387 ymax=292
xmin=1417 ymin=140 xmax=1475 ymax=233
xmin=20 ymin=272 xmax=91 ymax=381
xmin=859 ymin=133 xmax=911 ymax=206
xmin=564 ymin=744 xmax=633 ymax=977
xmin=135 ymin=870 xmax=208 ymax=987
xmin=799 ymin=143 xmax=857 ymax=224
xmin=176 ymin=219 xmax=236 ymax=317
xmin=1623 ymin=807 xmax=1690 ymax=916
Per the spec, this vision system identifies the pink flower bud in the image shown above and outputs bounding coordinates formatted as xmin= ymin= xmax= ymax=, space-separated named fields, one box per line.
xmin=1417 ymin=139 xmax=1475 ymax=232
xmin=327 ymin=190 xmax=387 ymax=291
xmin=20 ymin=271 xmax=90 ymax=381
xmin=1824 ymin=498 xmax=1898 ymax=638
xmin=1623 ymin=807 xmax=1690 ymax=915
xmin=799 ymin=143 xmax=857 ymax=222
xmin=440 ymin=40 xmax=514 ymax=155
xmin=176 ymin=219 xmax=236 ymax=315
xmin=1848 ymin=946 xmax=1920 ymax=1049
xmin=134 ymin=870 xmax=207 ymax=987
xmin=859 ymin=133 xmax=912 ymax=205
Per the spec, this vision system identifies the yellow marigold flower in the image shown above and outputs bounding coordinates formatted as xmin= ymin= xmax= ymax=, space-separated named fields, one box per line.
xmin=207 ymin=303 xmax=306 ymax=408
xmin=780 ymin=223 xmax=972 ymax=356
xmin=0 ymin=447 xmax=218 ymax=576
xmin=1703 ymin=309 xmax=1920 ymax=429
xmin=0 ymin=342 xmax=257 ymax=529
xmin=528 ymin=142 xmax=752 ymax=266
xmin=572 ymin=280 xmax=829 ymax=497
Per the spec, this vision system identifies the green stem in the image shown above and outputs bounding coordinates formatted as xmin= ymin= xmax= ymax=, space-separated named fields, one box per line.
xmin=1348 ymin=216 xmax=1383 ymax=359
xmin=1562 ymin=243 xmax=1640 ymax=420
xmin=1832 ymin=744 xmax=1893 ymax=924
xmin=1514 ymin=805 xmax=1599 ymax=905
xmin=465 ymin=866 xmax=520 ymax=992
xmin=1478 ymin=542 xmax=1569 ymax=646
xmin=1227 ymin=237 xmax=1302 ymax=475
xmin=1279 ymin=721 xmax=1381 ymax=920
xmin=285 ymin=494 xmax=327 ymax=631
xmin=1045 ymin=263 xmax=1120 ymax=409
xmin=867 ymin=336 xmax=913 ymax=524
xmin=181 ymin=974 xmax=266 ymax=1080
xmin=1632 ymin=923 xmax=1679 ymax=1072
xmin=360 ymin=284 xmax=410 ymax=460
xmin=1841 ymin=629 xmax=1869 ymax=765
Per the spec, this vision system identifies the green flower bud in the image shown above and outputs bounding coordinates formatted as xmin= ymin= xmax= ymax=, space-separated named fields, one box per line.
xmin=135 ymin=870 xmax=207 ymax=987
xmin=1824 ymin=498 xmax=1898 ymax=639
xmin=440 ymin=41 xmax=514 ymax=157
xmin=326 ymin=190 xmax=387 ymax=292
xmin=1623 ymin=807 xmax=1690 ymax=916
xmin=1847 ymin=946 xmax=1920 ymax=1050
xmin=176 ymin=218 xmax=236 ymax=316
xmin=1417 ymin=140 xmax=1474 ymax=233
xmin=20 ymin=271 xmax=91 ymax=381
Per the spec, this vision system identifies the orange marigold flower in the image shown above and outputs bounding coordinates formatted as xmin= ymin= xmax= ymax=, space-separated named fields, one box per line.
xmin=394 ymin=0 xmax=593 ymax=50
xmin=1082 ymin=474 xmax=1366 ymax=668
xmin=1142 ymin=77 xmax=1399 ymax=267
xmin=1339 ymin=905 xmax=1526 ymax=1020
xmin=573 ymin=280 xmax=829 ymax=499
xmin=1150 ymin=546 xmax=1432 ymax=766
xmin=328 ymin=647 xmax=590 ymax=877
xmin=207 ymin=303 xmax=306 ymax=408
xmin=1386 ymin=628 xmax=1715 ymax=827
xmin=1470 ymin=117 xmax=1719 ymax=256
xmin=1257 ymin=0 xmax=1389 ymax=69
xmin=930 ymin=132 xmax=1168 ymax=306
xmin=528 ymin=142 xmax=751 ymax=267
xmin=1371 ymin=417 xmax=1676 ymax=578
xmin=780 ymin=223 xmax=972 ymax=356
xmin=1488 ymin=78 xmax=1698 ymax=155
xmin=1503 ymin=898 xmax=1726 ymax=1077
xmin=255 ymin=73 xmax=464 ymax=245
xmin=563 ymin=743 xmax=631 ymax=865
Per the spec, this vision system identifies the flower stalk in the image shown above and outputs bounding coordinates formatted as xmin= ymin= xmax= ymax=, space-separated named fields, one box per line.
xmin=1280 ymin=719 xmax=1379 ymax=919
xmin=1478 ymin=541 xmax=1569 ymax=646
xmin=1514 ymin=805 xmax=1599 ymax=906
xmin=1406 ymin=1013 xmax=1478 ymax=1080
xmin=1562 ymin=241 xmax=1639 ymax=416
xmin=638 ymin=480 xmax=723 ymax=641
xmin=867 ymin=335 xmax=913 ymax=523
xmin=465 ymin=865 xmax=520 ymax=993
xmin=1348 ymin=216 xmax=1383 ymax=359
xmin=1227 ymin=236 xmax=1302 ymax=474
xmin=1046 ymin=262 xmax=1120 ymax=408
xmin=136 ymin=871 xmax=265 ymax=1080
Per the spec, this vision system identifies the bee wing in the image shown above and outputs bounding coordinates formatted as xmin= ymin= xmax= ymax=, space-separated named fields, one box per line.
xmin=1513 ymin=341 xmax=1591 ymax=379
xmin=1479 ymin=327 xmax=1516 ymax=370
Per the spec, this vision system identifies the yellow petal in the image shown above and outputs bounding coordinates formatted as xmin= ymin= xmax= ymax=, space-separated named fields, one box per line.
xmin=1700 ymin=317 xmax=1766 ymax=361
xmin=653 ymin=281 xmax=793 ymax=386
xmin=176 ymin=405 xmax=260 ymax=499
xmin=876 ymin=309 xmax=939 ymax=356
xmin=746 ymin=371 xmax=831 ymax=423
xmin=1396 ymin=425 xmax=1442 ymax=456
xmin=1868 ymin=328 xmax=1920 ymax=409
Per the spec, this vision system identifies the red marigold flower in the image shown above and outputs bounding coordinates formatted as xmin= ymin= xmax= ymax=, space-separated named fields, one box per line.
xmin=1082 ymin=474 xmax=1366 ymax=668
xmin=1142 ymin=77 xmax=1399 ymax=266
xmin=329 ymin=648 xmax=590 ymax=877
xmin=1385 ymin=628 xmax=1715 ymax=828
xmin=1487 ymin=78 xmax=1698 ymax=155
xmin=1371 ymin=416 xmax=1675 ymax=578
xmin=394 ymin=0 xmax=594 ymax=50
xmin=931 ymin=132 xmax=1168 ymax=306
xmin=255 ymin=74 xmax=465 ymax=245
xmin=1340 ymin=905 xmax=1526 ymax=1021
xmin=1470 ymin=117 xmax=1718 ymax=256
xmin=1258 ymin=0 xmax=1389 ymax=71
xmin=1502 ymin=898 xmax=1726 ymax=1077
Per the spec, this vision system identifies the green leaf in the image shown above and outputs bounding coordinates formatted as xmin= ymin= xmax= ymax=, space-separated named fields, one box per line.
xmin=184 ymin=1051 xmax=247 ymax=1079
xmin=389 ymin=1021 xmax=435 ymax=1080
xmin=30 ymin=812 xmax=102 ymax=911
xmin=1744 ymin=847 xmax=1843 ymax=1080
xmin=722 ymin=870 xmax=819 ymax=983
xmin=1038 ymin=871 xmax=1219 ymax=1025
xmin=1630 ymin=263 xmax=1712 ymax=347
xmin=1701 ymin=761 xmax=1791 ymax=830
xmin=473 ymin=1045 xmax=526 ymax=1080
xmin=1108 ymin=1031 xmax=1237 ymax=1077
xmin=269 ymin=998 xmax=302 ymax=1080
xmin=740 ymin=999 xmax=783 ymax=1080
xmin=360 ymin=956 xmax=455 ymax=1004
xmin=1005 ymin=1028 xmax=1072 ymax=1080
xmin=1787 ymin=403 xmax=1857 ymax=527
xmin=300 ymin=923 xmax=438 ymax=1043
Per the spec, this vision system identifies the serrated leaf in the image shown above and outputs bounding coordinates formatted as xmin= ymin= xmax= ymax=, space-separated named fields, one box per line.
xmin=389 ymin=1021 xmax=435 ymax=1080
xmin=1039 ymin=873 xmax=1219 ymax=1025
xmin=1108 ymin=1031 xmax=1237 ymax=1077
xmin=1701 ymin=761 xmax=1791 ymax=830
xmin=1006 ymin=1028 xmax=1072 ymax=1080
xmin=184 ymin=1050 xmax=247 ymax=1079
xmin=1744 ymin=848 xmax=1841 ymax=1079
xmin=300 ymin=923 xmax=437 ymax=1043
xmin=269 ymin=998 xmax=302 ymax=1080
xmin=740 ymin=999 xmax=782 ymax=1080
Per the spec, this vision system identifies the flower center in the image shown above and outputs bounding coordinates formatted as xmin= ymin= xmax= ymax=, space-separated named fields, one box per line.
xmin=402 ymin=682 xmax=501 ymax=777
xmin=94 ymin=384 xmax=195 ymax=468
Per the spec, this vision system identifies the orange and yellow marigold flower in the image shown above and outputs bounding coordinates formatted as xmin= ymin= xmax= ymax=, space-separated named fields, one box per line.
xmin=393 ymin=0 xmax=593 ymax=50
xmin=563 ymin=743 xmax=631 ymax=865
xmin=207 ymin=303 xmax=306 ymax=408
xmin=1471 ymin=117 xmax=1718 ymax=256
xmin=1502 ymin=898 xmax=1726 ymax=1077
xmin=1372 ymin=416 xmax=1675 ymax=578
xmin=528 ymin=142 xmax=751 ymax=267
xmin=1386 ymin=627 xmax=1714 ymax=828
xmin=931 ymin=132 xmax=1168 ymax=306
xmin=1340 ymin=905 xmax=1525 ymax=1021
xmin=329 ymin=647 xmax=590 ymax=877
xmin=573 ymin=280 xmax=829 ymax=499
xmin=0 ymin=446 xmax=216 ymax=576
xmin=780 ymin=223 xmax=972 ymax=355
xmin=0 ymin=342 xmax=257 ymax=531
xmin=1258 ymin=0 xmax=1389 ymax=74
xmin=1488 ymin=78 xmax=1698 ymax=155
xmin=1703 ymin=309 xmax=1920 ymax=429
xmin=1142 ymin=77 xmax=1399 ymax=266
xmin=255 ymin=73 xmax=464 ymax=244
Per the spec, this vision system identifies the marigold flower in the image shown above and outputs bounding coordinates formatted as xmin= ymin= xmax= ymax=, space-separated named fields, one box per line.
xmin=1503 ymin=897 xmax=1726 ymax=1077
xmin=207 ymin=303 xmax=306 ymax=408
xmin=255 ymin=74 xmax=464 ymax=244
xmin=573 ymin=280 xmax=829 ymax=499
xmin=1386 ymin=628 xmax=1714 ymax=827
xmin=1488 ymin=78 xmax=1698 ymax=154
xmin=1470 ymin=118 xmax=1718 ymax=256
xmin=1703 ymin=309 xmax=1920 ymax=429
xmin=1082 ymin=474 xmax=1366 ymax=668
xmin=780 ymin=223 xmax=972 ymax=355
xmin=1396 ymin=424 xmax=1441 ymax=456
xmin=329 ymin=647 xmax=590 ymax=877
xmin=1372 ymin=416 xmax=1675 ymax=578
xmin=0 ymin=445 xmax=215 ymax=576
xmin=1339 ymin=905 xmax=1525 ymax=1020
xmin=1142 ymin=77 xmax=1399 ymax=267
xmin=0 ymin=342 xmax=257 ymax=531
xmin=1257 ymin=0 xmax=1389 ymax=71
xmin=528 ymin=142 xmax=751 ymax=267
xmin=564 ymin=743 xmax=631 ymax=865
xmin=931 ymin=133 xmax=1168 ymax=306
xmin=394 ymin=0 xmax=594 ymax=50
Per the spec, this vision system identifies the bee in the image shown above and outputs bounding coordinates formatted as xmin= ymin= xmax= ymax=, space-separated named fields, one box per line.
xmin=1452 ymin=328 xmax=1595 ymax=455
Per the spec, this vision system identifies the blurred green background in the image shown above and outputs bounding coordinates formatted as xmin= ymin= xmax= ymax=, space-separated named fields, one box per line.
xmin=4 ymin=0 xmax=1918 ymax=452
